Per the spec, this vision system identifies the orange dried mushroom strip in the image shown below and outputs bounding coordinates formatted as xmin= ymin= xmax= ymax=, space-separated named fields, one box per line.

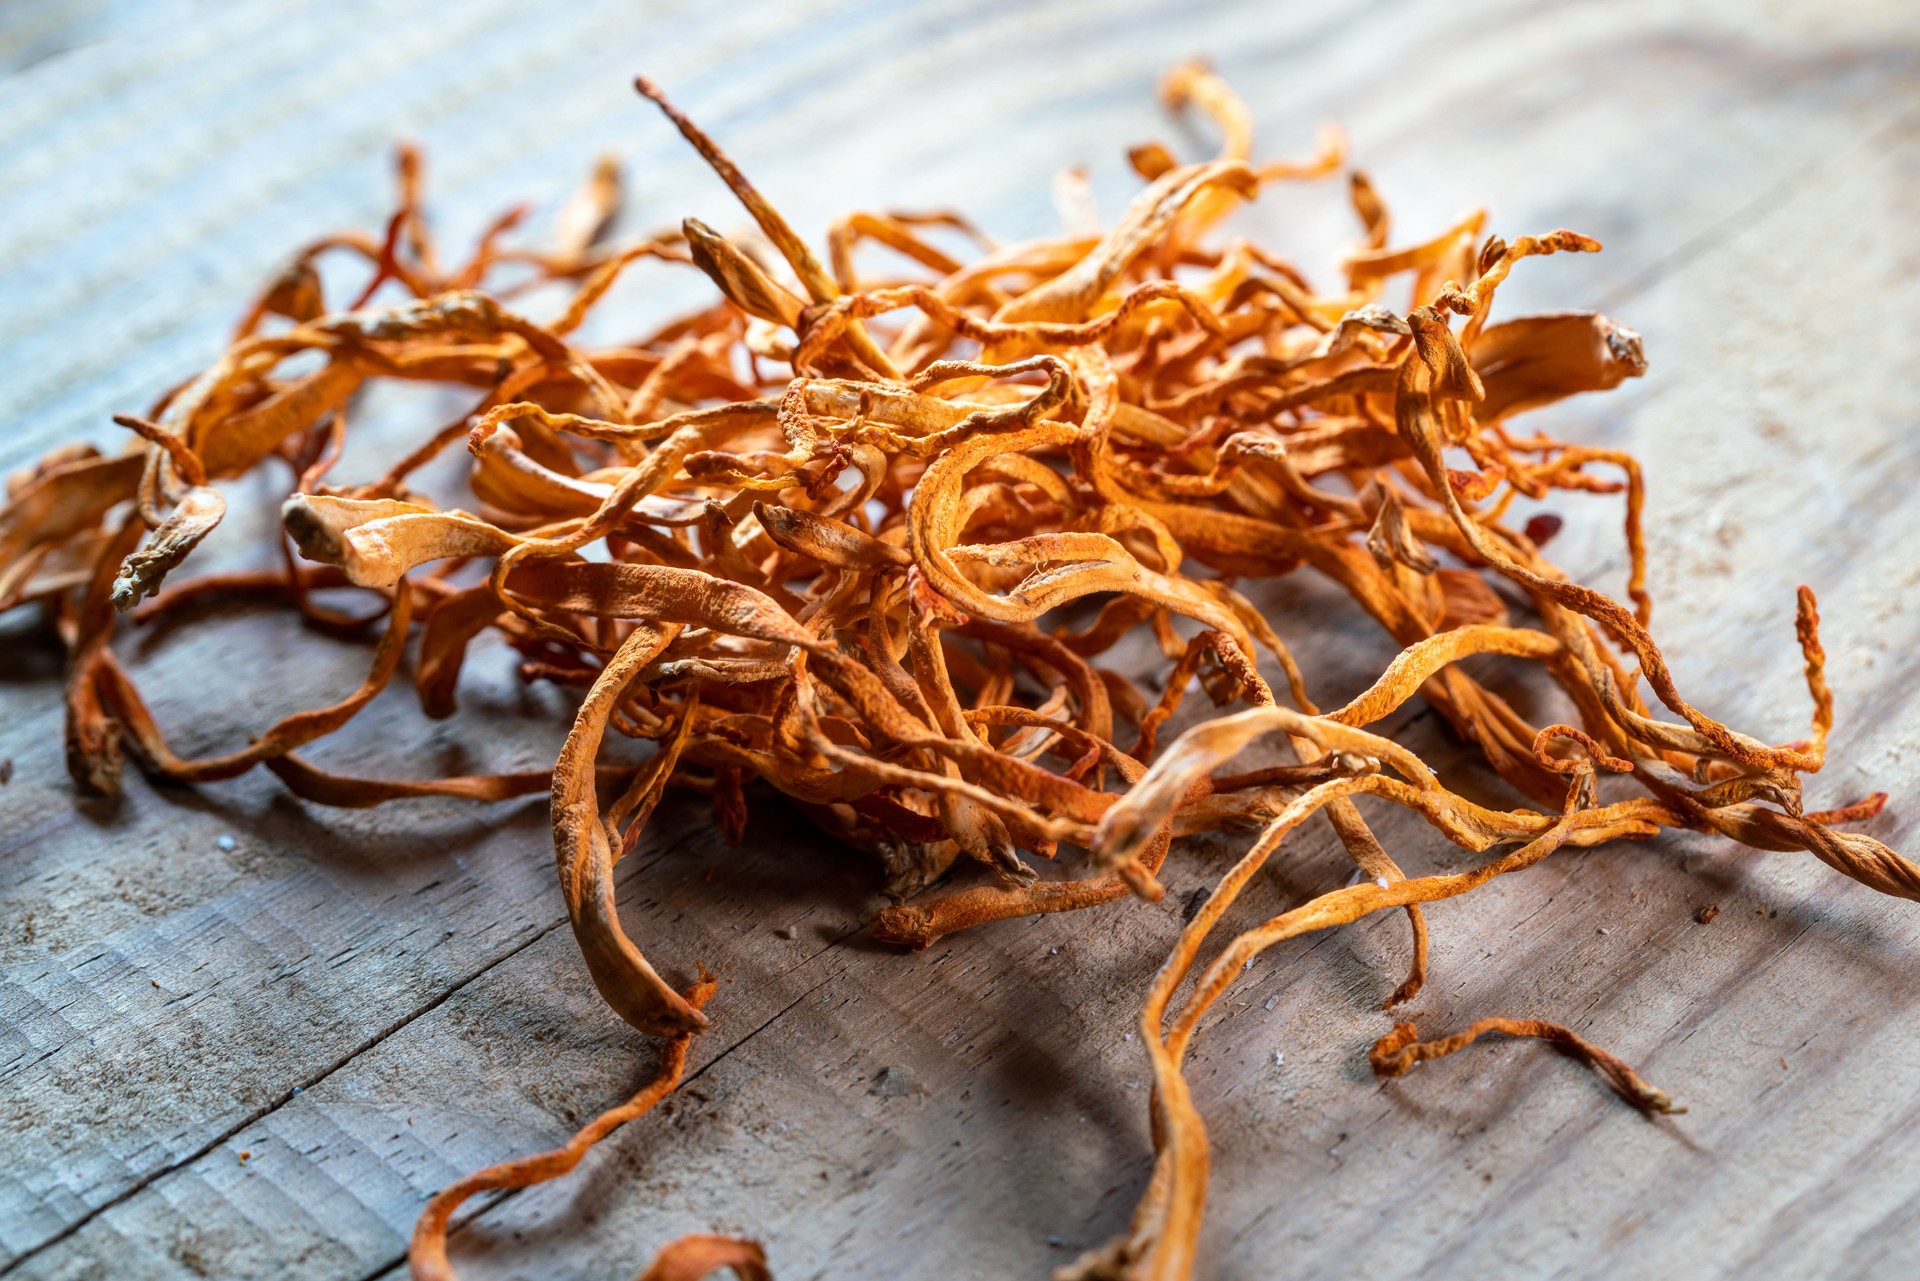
xmin=409 ymin=973 xmax=723 ymax=1281
xmin=1369 ymin=1016 xmax=1684 ymax=1117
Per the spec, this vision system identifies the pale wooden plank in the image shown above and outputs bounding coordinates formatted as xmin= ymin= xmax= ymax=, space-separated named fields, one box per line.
xmin=3 ymin=0 xmax=1919 ymax=1279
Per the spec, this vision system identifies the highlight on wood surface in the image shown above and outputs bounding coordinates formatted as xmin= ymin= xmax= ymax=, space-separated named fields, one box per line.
xmin=0 ymin=58 xmax=1907 ymax=1280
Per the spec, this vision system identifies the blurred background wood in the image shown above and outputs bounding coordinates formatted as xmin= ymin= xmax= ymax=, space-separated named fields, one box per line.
xmin=2 ymin=1 xmax=1918 ymax=1278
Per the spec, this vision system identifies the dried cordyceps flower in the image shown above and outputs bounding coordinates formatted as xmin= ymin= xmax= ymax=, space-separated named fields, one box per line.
xmin=1367 ymin=1016 xmax=1685 ymax=1116
xmin=1 ymin=59 xmax=1908 ymax=1281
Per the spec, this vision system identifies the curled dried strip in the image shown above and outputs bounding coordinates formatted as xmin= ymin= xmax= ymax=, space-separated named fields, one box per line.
xmin=98 ymin=581 xmax=415 ymax=785
xmin=193 ymin=362 xmax=364 ymax=479
xmin=63 ymin=516 xmax=145 ymax=795
xmin=281 ymin=496 xmax=521 ymax=588
xmin=684 ymin=218 xmax=808 ymax=329
xmin=635 ymin=76 xmax=897 ymax=380
xmin=994 ymin=161 xmax=1259 ymax=324
xmin=1369 ymin=1016 xmax=1684 ymax=1116
xmin=1362 ymin=482 xmax=1437 ymax=575
xmin=109 ymin=485 xmax=226 ymax=610
xmin=1397 ymin=309 xmax=1823 ymax=775
xmin=1089 ymin=790 xmax=1606 ymax=1276
xmin=555 ymin=622 xmax=708 ymax=1037
xmin=409 ymin=972 xmax=721 ymax=1281
xmin=1532 ymin=724 xmax=1635 ymax=775
xmin=795 ymin=279 xmax=1226 ymax=367
xmin=0 ymin=451 xmax=145 ymax=578
xmin=1805 ymin=792 xmax=1888 ymax=826
xmin=1074 ymin=683 xmax=1896 ymax=1271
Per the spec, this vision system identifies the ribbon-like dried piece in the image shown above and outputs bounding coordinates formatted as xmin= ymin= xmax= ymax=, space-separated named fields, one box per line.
xmin=1369 ymin=1016 xmax=1684 ymax=1116
xmin=409 ymin=973 xmax=721 ymax=1281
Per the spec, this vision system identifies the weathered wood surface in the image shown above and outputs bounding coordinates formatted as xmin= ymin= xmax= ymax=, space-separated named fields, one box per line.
xmin=3 ymin=0 xmax=1919 ymax=1277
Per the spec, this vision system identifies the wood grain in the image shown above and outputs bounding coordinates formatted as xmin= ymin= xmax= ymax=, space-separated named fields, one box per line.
xmin=2 ymin=0 xmax=1918 ymax=1278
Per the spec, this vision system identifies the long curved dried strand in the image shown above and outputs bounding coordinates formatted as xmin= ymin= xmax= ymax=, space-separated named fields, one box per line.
xmin=409 ymin=973 xmax=720 ymax=1281
xmin=1368 ymin=1016 xmax=1684 ymax=1116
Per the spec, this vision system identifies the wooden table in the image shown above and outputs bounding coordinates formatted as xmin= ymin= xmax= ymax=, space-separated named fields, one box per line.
xmin=4 ymin=1 xmax=1918 ymax=1277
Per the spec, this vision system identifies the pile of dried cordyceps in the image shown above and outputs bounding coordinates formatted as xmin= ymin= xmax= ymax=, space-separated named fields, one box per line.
xmin=1 ymin=63 xmax=1910 ymax=1281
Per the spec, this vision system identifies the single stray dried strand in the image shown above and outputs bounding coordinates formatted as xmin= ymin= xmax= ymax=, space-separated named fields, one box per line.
xmin=1368 ymin=1016 xmax=1684 ymax=1116
xmin=407 ymin=973 xmax=753 ymax=1281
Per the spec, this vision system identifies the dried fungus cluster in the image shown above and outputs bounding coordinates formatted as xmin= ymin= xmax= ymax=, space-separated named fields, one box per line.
xmin=0 ymin=64 xmax=1908 ymax=1281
